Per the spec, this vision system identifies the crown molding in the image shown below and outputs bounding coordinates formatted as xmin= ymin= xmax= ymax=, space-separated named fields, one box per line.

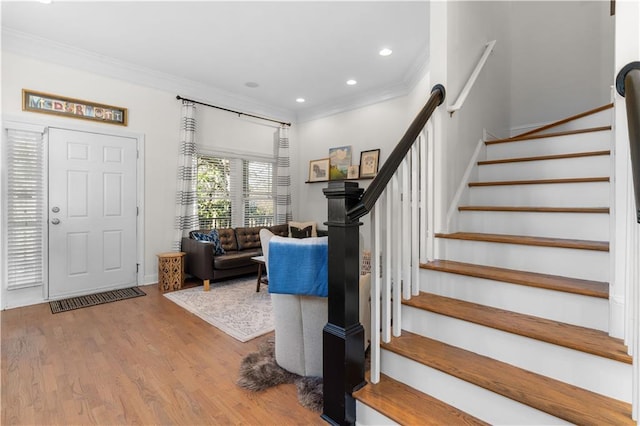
xmin=296 ymin=81 xmax=411 ymax=123
xmin=3 ymin=28 xmax=430 ymax=125
xmin=1 ymin=28 xmax=296 ymax=124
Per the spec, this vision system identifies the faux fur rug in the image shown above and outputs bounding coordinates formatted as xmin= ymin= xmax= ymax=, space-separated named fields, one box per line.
xmin=237 ymin=340 xmax=323 ymax=412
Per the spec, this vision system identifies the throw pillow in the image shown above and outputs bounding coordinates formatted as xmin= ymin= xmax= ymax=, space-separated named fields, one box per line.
xmin=208 ymin=229 xmax=226 ymax=255
xmin=289 ymin=221 xmax=317 ymax=238
xmin=290 ymin=225 xmax=312 ymax=239
xmin=192 ymin=231 xmax=209 ymax=241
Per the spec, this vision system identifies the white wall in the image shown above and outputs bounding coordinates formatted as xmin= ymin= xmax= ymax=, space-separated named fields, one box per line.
xmin=1 ymin=51 xmax=283 ymax=307
xmin=294 ymin=95 xmax=412 ymax=246
xmin=508 ymin=1 xmax=614 ymax=130
xmin=430 ymin=1 xmax=511 ymax=229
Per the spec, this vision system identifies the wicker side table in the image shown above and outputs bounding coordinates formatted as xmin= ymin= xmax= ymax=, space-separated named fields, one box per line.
xmin=157 ymin=252 xmax=186 ymax=292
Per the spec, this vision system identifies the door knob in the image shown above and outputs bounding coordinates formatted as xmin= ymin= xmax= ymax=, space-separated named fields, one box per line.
xmin=51 ymin=218 xmax=60 ymax=225
xmin=51 ymin=207 xmax=60 ymax=213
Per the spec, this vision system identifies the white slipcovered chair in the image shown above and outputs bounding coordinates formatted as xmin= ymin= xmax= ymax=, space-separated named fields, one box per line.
xmin=260 ymin=229 xmax=370 ymax=377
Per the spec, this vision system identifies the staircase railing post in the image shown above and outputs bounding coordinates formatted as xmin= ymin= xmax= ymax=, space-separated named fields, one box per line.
xmin=322 ymin=181 xmax=365 ymax=426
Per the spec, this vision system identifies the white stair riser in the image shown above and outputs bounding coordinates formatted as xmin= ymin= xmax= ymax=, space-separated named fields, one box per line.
xmin=381 ymin=349 xmax=571 ymax=425
xmin=478 ymin=155 xmax=610 ymax=181
xmin=457 ymin=211 xmax=610 ymax=241
xmin=439 ymin=239 xmax=609 ymax=282
xmin=509 ymin=109 xmax=612 ymax=137
xmin=486 ymin=132 xmax=611 ymax=159
xmin=355 ymin=403 xmax=397 ymax=426
xmin=468 ymin=182 xmax=610 ymax=207
xmin=420 ymin=269 xmax=609 ymax=331
xmin=401 ymin=306 xmax=632 ymax=403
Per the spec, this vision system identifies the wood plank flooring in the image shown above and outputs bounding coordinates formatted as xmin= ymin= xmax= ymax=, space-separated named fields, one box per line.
xmin=1 ymin=282 xmax=325 ymax=425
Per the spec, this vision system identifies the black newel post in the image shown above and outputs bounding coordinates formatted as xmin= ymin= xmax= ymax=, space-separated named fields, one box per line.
xmin=322 ymin=181 xmax=365 ymax=426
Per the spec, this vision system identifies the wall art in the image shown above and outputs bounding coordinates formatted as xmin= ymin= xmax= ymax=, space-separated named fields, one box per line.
xmin=22 ymin=89 xmax=128 ymax=126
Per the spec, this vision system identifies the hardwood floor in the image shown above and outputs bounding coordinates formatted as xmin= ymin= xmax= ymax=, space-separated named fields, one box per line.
xmin=1 ymin=282 xmax=325 ymax=425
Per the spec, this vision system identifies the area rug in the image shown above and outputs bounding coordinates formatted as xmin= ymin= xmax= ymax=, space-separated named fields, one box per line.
xmin=163 ymin=276 xmax=273 ymax=342
xmin=50 ymin=287 xmax=146 ymax=314
xmin=237 ymin=339 xmax=323 ymax=412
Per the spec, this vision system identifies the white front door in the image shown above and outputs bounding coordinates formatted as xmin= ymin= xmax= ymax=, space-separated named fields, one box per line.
xmin=48 ymin=128 xmax=137 ymax=299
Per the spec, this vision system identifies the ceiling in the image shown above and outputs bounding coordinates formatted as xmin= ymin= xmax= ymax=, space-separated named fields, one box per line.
xmin=1 ymin=1 xmax=430 ymax=122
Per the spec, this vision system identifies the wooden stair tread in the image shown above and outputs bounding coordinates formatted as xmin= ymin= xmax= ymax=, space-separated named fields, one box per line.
xmin=468 ymin=176 xmax=609 ymax=186
xmin=458 ymin=206 xmax=609 ymax=213
xmin=383 ymin=331 xmax=633 ymax=425
xmin=509 ymin=103 xmax=613 ymax=139
xmin=354 ymin=373 xmax=489 ymax=426
xmin=486 ymin=125 xmax=612 ymax=145
xmin=421 ymin=259 xmax=609 ymax=298
xmin=404 ymin=292 xmax=630 ymax=363
xmin=478 ymin=150 xmax=610 ymax=166
xmin=435 ymin=232 xmax=609 ymax=251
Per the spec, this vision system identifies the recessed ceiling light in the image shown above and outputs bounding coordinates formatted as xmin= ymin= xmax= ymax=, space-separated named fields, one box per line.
xmin=296 ymin=98 xmax=305 ymax=103
xmin=245 ymin=82 xmax=259 ymax=88
xmin=346 ymin=79 xmax=357 ymax=86
xmin=379 ymin=48 xmax=393 ymax=57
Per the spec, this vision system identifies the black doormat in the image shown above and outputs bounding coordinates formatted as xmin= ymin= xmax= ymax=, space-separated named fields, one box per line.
xmin=49 ymin=287 xmax=146 ymax=314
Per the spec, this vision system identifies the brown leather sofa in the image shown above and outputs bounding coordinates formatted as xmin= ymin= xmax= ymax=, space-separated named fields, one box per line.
xmin=181 ymin=224 xmax=289 ymax=290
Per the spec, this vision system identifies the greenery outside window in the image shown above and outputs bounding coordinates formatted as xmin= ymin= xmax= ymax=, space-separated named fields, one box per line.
xmin=196 ymin=154 xmax=275 ymax=229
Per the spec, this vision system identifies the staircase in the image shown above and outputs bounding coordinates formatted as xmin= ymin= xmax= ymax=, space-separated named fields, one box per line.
xmin=354 ymin=105 xmax=636 ymax=425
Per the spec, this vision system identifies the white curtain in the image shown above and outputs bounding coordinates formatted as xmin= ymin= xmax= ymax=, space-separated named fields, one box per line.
xmin=275 ymin=126 xmax=292 ymax=224
xmin=173 ymin=100 xmax=199 ymax=251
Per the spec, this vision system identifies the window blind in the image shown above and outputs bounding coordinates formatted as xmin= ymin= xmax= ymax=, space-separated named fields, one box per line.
xmin=6 ymin=128 xmax=46 ymax=290
xmin=242 ymin=160 xmax=274 ymax=227
xmin=196 ymin=156 xmax=232 ymax=229
xmin=196 ymin=154 xmax=275 ymax=229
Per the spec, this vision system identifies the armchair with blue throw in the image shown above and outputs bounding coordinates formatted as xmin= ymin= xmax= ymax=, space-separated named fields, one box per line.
xmin=259 ymin=229 xmax=371 ymax=377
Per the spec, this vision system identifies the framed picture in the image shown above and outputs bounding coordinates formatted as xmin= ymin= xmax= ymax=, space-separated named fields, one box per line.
xmin=347 ymin=165 xmax=360 ymax=179
xmin=329 ymin=145 xmax=352 ymax=180
xmin=308 ymin=158 xmax=330 ymax=182
xmin=22 ymin=89 xmax=128 ymax=126
xmin=360 ymin=149 xmax=380 ymax=178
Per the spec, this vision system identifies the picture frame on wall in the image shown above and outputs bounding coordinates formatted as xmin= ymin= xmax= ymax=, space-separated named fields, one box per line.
xmin=308 ymin=158 xmax=330 ymax=182
xmin=329 ymin=145 xmax=352 ymax=180
xmin=360 ymin=149 xmax=380 ymax=178
xmin=22 ymin=89 xmax=128 ymax=126
xmin=347 ymin=165 xmax=360 ymax=179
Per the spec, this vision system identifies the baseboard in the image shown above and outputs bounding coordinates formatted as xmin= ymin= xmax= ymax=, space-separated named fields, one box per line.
xmin=445 ymin=138 xmax=485 ymax=232
xmin=143 ymin=273 xmax=158 ymax=286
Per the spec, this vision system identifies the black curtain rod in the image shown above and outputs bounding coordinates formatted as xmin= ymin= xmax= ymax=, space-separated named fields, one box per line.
xmin=176 ymin=95 xmax=291 ymax=127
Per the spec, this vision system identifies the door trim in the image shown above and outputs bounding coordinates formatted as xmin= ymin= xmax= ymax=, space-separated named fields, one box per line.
xmin=1 ymin=114 xmax=145 ymax=308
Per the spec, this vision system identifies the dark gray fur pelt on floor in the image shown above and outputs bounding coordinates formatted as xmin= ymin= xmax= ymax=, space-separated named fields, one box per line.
xmin=237 ymin=339 xmax=323 ymax=412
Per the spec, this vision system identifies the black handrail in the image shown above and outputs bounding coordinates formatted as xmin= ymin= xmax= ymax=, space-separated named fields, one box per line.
xmin=616 ymin=62 xmax=640 ymax=223
xmin=347 ymin=84 xmax=446 ymax=221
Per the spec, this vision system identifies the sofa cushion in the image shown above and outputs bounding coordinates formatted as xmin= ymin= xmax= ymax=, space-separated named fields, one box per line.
xmin=235 ymin=226 xmax=262 ymax=251
xmin=217 ymin=228 xmax=238 ymax=252
xmin=213 ymin=249 xmax=262 ymax=270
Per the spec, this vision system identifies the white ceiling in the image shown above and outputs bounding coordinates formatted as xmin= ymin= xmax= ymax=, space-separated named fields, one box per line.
xmin=1 ymin=1 xmax=430 ymax=122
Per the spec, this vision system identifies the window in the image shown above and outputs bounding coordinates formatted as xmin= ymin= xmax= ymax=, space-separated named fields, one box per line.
xmin=196 ymin=154 xmax=275 ymax=229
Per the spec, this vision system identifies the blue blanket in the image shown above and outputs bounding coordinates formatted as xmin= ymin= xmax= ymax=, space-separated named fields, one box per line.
xmin=268 ymin=236 xmax=328 ymax=297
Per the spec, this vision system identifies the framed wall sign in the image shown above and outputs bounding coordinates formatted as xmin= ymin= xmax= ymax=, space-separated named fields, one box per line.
xmin=329 ymin=145 xmax=352 ymax=180
xmin=360 ymin=149 xmax=380 ymax=178
xmin=22 ymin=89 xmax=128 ymax=126
xmin=308 ymin=158 xmax=330 ymax=182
